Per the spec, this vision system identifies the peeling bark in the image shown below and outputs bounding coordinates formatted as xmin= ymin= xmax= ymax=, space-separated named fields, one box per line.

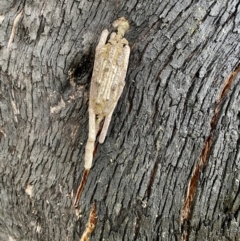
xmin=0 ymin=0 xmax=239 ymax=241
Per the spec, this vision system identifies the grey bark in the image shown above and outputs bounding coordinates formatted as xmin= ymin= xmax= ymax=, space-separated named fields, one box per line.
xmin=0 ymin=0 xmax=239 ymax=241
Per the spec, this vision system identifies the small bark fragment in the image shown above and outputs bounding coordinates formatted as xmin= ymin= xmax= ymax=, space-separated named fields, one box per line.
xmin=80 ymin=201 xmax=97 ymax=241
xmin=7 ymin=9 xmax=24 ymax=49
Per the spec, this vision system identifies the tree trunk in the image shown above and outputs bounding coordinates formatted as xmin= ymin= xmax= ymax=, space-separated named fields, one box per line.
xmin=0 ymin=1 xmax=239 ymax=240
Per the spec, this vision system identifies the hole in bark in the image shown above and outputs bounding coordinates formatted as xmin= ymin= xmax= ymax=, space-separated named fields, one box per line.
xmin=73 ymin=52 xmax=94 ymax=85
xmin=194 ymin=67 xmax=201 ymax=78
xmin=237 ymin=111 xmax=240 ymax=120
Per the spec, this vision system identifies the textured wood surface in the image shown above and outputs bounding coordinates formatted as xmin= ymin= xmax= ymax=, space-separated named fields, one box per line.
xmin=0 ymin=0 xmax=239 ymax=240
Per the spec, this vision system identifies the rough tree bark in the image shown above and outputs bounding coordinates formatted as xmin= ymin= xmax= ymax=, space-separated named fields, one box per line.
xmin=0 ymin=1 xmax=239 ymax=241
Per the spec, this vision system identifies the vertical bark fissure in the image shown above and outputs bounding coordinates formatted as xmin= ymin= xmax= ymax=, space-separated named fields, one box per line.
xmin=180 ymin=63 xmax=240 ymax=241
xmin=144 ymin=158 xmax=160 ymax=200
